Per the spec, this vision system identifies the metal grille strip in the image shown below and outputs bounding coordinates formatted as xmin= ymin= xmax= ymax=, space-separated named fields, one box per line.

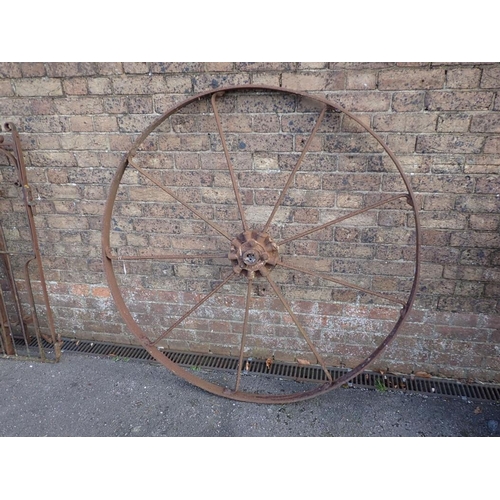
xmin=9 ymin=337 xmax=500 ymax=403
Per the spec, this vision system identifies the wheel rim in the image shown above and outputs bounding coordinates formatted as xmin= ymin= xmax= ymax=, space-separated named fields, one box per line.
xmin=102 ymin=85 xmax=421 ymax=404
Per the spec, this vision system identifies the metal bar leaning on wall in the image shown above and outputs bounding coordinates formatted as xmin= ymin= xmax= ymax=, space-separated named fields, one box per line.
xmin=0 ymin=122 xmax=61 ymax=361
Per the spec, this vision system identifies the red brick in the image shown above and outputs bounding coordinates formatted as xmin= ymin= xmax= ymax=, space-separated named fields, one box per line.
xmin=484 ymin=137 xmax=500 ymax=154
xmin=345 ymin=71 xmax=377 ymax=90
xmin=331 ymin=63 xmax=393 ymax=70
xmin=158 ymin=134 xmax=210 ymax=152
xmin=425 ymin=91 xmax=493 ymax=111
xmin=341 ymin=114 xmax=370 ymax=133
xmin=45 ymin=63 xmax=97 ymax=77
xmin=88 ymin=77 xmax=113 ymax=95
xmin=123 ymin=62 xmax=150 ymax=74
xmin=469 ymin=214 xmax=499 ymax=231
xmin=0 ymin=80 xmax=14 ymax=97
xmin=450 ymin=231 xmax=500 ymax=248
xmin=373 ymin=113 xmax=437 ymax=132
xmin=35 ymin=134 xmax=60 ymax=150
xmin=19 ymin=63 xmax=46 ymax=78
xmin=385 ymin=134 xmax=417 ymax=154
xmin=328 ymin=91 xmax=392 ymax=112
xmin=153 ymin=62 xmax=205 ymax=73
xmin=421 ymin=247 xmax=460 ymax=265
xmin=428 ymin=340 xmax=483 ymax=366
xmin=235 ymin=63 xmax=296 ymax=71
xmin=480 ymin=67 xmax=500 ymax=88
xmin=324 ymin=134 xmax=385 ymax=154
xmin=103 ymin=96 xmax=128 ymax=114
xmin=455 ymin=195 xmax=500 ymax=213
xmin=62 ymin=78 xmax=88 ymax=95
xmin=391 ymin=91 xmax=425 ymax=112
xmin=94 ymin=116 xmax=118 ymax=132
xmin=204 ymin=63 xmax=235 ymax=72
xmin=421 ymin=229 xmax=450 ymax=246
xmin=470 ymin=114 xmax=500 ymax=133
xmin=192 ymin=73 xmax=250 ymax=92
xmin=54 ymin=97 xmax=104 ymax=115
xmin=423 ymin=194 xmax=456 ymax=211
xmin=71 ymin=116 xmax=94 ymax=132
xmin=22 ymin=116 xmax=71 ymax=133
xmin=112 ymin=75 xmax=169 ymax=94
xmin=416 ymin=135 xmax=484 ymax=154
xmin=475 ymin=176 xmax=500 ymax=194
xmin=91 ymin=286 xmax=111 ymax=298
xmin=0 ymin=63 xmax=22 ymax=78
xmin=459 ymin=248 xmax=494 ymax=266
xmin=14 ymin=78 xmax=63 ymax=97
xmin=117 ymin=114 xmax=157 ymax=133
xmin=60 ymin=134 xmax=109 ymax=150
xmin=282 ymin=71 xmax=345 ymax=91
xmin=454 ymin=280 xmax=485 ymax=297
xmin=95 ymin=63 xmax=123 ymax=75
xmin=379 ymin=68 xmax=445 ymax=90
xmin=251 ymin=73 xmax=281 ymax=86
xmin=107 ymin=134 xmax=136 ymax=152
xmin=491 ymin=91 xmax=500 ymax=111
xmin=464 ymin=164 xmax=500 ymax=174
xmin=484 ymin=282 xmax=500 ymax=299
xmin=29 ymin=97 xmax=56 ymax=115
xmin=411 ymin=174 xmax=474 ymax=194
xmin=446 ymin=68 xmax=481 ymax=89
xmin=437 ymin=113 xmax=471 ymax=132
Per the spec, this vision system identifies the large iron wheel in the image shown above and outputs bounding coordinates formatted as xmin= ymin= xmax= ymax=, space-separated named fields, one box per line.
xmin=102 ymin=85 xmax=421 ymax=403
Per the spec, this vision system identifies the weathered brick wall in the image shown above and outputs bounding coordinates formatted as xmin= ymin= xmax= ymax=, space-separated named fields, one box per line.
xmin=0 ymin=62 xmax=498 ymax=383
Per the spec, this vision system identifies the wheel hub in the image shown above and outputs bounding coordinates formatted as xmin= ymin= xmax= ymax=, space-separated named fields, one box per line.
xmin=228 ymin=230 xmax=279 ymax=277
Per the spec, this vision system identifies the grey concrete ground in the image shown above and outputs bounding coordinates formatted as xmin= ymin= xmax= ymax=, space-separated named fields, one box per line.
xmin=0 ymin=352 xmax=499 ymax=437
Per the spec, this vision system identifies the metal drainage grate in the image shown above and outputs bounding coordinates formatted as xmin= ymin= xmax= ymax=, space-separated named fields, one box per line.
xmin=12 ymin=337 xmax=500 ymax=403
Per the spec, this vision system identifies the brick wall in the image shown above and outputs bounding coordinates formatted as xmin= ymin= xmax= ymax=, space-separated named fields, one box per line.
xmin=0 ymin=62 xmax=498 ymax=383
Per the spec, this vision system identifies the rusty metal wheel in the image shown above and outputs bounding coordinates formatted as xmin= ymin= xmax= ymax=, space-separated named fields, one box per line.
xmin=102 ymin=85 xmax=421 ymax=404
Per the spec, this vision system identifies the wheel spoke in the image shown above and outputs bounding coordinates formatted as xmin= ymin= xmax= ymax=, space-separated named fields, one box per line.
xmin=105 ymin=247 xmax=227 ymax=261
xmin=278 ymin=193 xmax=409 ymax=246
xmin=263 ymin=271 xmax=333 ymax=383
xmin=278 ymin=260 xmax=406 ymax=307
xmin=234 ymin=277 xmax=253 ymax=392
xmin=128 ymin=158 xmax=232 ymax=241
xmin=211 ymin=92 xmax=249 ymax=231
xmin=151 ymin=271 xmax=235 ymax=345
xmin=263 ymin=105 xmax=327 ymax=233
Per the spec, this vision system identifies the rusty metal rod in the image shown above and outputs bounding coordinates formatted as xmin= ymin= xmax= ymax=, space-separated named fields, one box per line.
xmin=0 ymin=287 xmax=16 ymax=355
xmin=23 ymin=258 xmax=46 ymax=362
xmin=278 ymin=193 xmax=409 ymax=246
xmin=152 ymin=271 xmax=236 ymax=346
xmin=105 ymin=248 xmax=227 ymax=261
xmin=0 ymin=223 xmax=30 ymax=346
xmin=263 ymin=270 xmax=333 ymax=383
xmin=234 ymin=277 xmax=253 ymax=392
xmin=128 ymin=158 xmax=232 ymax=241
xmin=0 ymin=320 xmax=5 ymax=354
xmin=278 ymin=260 xmax=407 ymax=306
xmin=4 ymin=123 xmax=60 ymax=358
xmin=263 ymin=105 xmax=327 ymax=233
xmin=211 ymin=92 xmax=249 ymax=231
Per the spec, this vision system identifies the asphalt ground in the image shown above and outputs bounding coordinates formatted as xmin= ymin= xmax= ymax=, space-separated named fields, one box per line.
xmin=1 ymin=351 xmax=499 ymax=437
xmin=2 ymin=350 xmax=498 ymax=500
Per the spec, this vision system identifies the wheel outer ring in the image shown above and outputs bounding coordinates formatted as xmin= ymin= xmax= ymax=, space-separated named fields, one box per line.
xmin=102 ymin=84 xmax=421 ymax=404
